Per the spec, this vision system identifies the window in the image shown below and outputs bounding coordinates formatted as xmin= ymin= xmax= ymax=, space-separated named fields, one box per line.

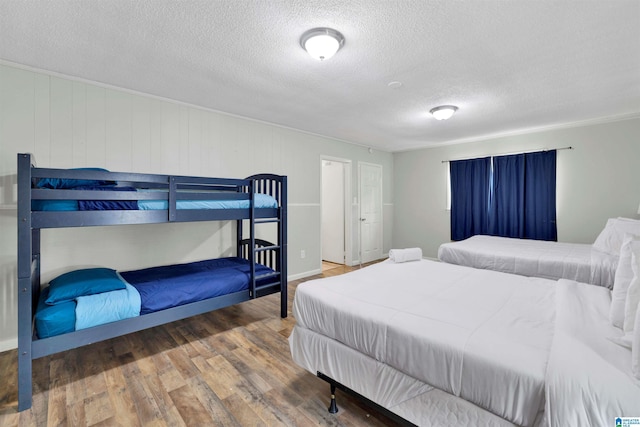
xmin=449 ymin=150 xmax=557 ymax=241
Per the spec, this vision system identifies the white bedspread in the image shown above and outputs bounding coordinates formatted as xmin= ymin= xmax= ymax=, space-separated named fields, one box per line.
xmin=545 ymin=280 xmax=640 ymax=425
xmin=437 ymin=235 xmax=618 ymax=287
xmin=293 ymin=260 xmax=556 ymax=426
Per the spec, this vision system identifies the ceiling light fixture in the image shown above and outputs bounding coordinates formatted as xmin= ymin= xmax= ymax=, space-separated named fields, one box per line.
xmin=300 ymin=27 xmax=345 ymax=61
xmin=430 ymin=105 xmax=458 ymax=121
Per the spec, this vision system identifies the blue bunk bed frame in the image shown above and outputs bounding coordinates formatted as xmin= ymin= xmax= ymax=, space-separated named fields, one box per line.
xmin=16 ymin=153 xmax=288 ymax=411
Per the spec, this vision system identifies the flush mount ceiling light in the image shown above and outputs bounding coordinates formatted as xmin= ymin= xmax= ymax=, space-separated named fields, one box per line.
xmin=430 ymin=105 xmax=458 ymax=121
xmin=300 ymin=27 xmax=345 ymax=61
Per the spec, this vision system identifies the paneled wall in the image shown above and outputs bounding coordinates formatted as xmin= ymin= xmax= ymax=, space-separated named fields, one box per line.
xmin=0 ymin=63 xmax=394 ymax=351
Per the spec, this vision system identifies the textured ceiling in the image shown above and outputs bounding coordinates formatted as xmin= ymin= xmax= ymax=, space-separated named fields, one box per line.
xmin=1 ymin=0 xmax=639 ymax=152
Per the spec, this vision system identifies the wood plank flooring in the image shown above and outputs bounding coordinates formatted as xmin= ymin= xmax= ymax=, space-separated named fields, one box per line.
xmin=0 ymin=262 xmax=402 ymax=427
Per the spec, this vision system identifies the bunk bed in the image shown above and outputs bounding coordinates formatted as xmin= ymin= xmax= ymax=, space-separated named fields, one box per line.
xmin=16 ymin=153 xmax=288 ymax=411
xmin=289 ymin=259 xmax=640 ymax=426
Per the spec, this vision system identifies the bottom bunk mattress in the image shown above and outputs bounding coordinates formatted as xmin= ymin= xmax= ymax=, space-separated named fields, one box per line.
xmin=437 ymin=235 xmax=618 ymax=287
xmin=35 ymin=257 xmax=275 ymax=338
xmin=290 ymin=259 xmax=639 ymax=426
xmin=121 ymin=257 xmax=275 ymax=314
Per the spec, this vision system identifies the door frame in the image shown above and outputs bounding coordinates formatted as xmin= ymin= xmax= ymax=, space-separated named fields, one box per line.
xmin=358 ymin=161 xmax=383 ymax=264
xmin=320 ymin=155 xmax=353 ymax=267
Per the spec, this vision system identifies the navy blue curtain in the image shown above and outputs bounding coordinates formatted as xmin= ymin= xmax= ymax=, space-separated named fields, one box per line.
xmin=488 ymin=154 xmax=525 ymax=238
xmin=450 ymin=150 xmax=557 ymax=241
xmin=450 ymin=157 xmax=491 ymax=241
xmin=523 ymin=150 xmax=557 ymax=240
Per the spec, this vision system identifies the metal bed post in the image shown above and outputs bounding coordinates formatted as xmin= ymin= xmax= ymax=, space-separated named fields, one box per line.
xmin=236 ymin=183 xmax=244 ymax=258
xmin=280 ymin=177 xmax=288 ymax=318
xmin=17 ymin=153 xmax=35 ymax=411
xmin=249 ymin=180 xmax=256 ymax=298
xmin=168 ymin=176 xmax=177 ymax=222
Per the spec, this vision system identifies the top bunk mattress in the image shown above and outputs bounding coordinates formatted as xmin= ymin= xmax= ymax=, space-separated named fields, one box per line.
xmin=437 ymin=235 xmax=618 ymax=287
xmin=32 ymin=188 xmax=278 ymax=211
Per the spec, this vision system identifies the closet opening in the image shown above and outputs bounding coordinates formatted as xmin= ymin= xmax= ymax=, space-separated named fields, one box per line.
xmin=320 ymin=157 xmax=352 ymax=271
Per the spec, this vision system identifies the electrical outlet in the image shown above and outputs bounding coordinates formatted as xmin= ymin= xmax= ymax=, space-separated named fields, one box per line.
xmin=300 ymin=249 xmax=306 ymax=259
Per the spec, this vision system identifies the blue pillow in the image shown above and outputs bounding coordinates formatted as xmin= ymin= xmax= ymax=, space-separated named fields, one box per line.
xmin=35 ymin=168 xmax=115 ymax=189
xmin=46 ymin=268 xmax=126 ymax=305
xmin=35 ymin=287 xmax=76 ymax=338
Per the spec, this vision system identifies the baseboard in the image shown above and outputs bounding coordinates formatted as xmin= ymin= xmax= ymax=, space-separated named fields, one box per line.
xmin=0 ymin=337 xmax=17 ymax=352
xmin=288 ymin=269 xmax=322 ymax=281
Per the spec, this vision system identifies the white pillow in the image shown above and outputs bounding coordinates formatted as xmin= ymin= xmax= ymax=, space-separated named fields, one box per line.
xmin=593 ymin=218 xmax=640 ymax=256
xmin=608 ymin=333 xmax=633 ymax=349
xmin=609 ymin=234 xmax=640 ymax=328
xmin=593 ymin=219 xmax=616 ymax=255
xmin=624 ymin=252 xmax=640 ymax=333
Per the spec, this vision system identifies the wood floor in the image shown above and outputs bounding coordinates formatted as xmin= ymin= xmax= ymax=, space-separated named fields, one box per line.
xmin=0 ymin=262 xmax=401 ymax=427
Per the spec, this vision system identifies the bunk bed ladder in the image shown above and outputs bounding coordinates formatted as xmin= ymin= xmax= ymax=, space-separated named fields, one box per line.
xmin=279 ymin=177 xmax=288 ymax=318
xmin=238 ymin=176 xmax=287 ymax=318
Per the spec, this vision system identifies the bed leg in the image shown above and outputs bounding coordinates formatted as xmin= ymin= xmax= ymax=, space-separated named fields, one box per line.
xmin=328 ymin=384 xmax=339 ymax=414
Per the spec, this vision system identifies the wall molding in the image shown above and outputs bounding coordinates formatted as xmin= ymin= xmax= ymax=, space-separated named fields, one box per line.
xmin=0 ymin=338 xmax=17 ymax=352
xmin=288 ymin=269 xmax=321 ymax=281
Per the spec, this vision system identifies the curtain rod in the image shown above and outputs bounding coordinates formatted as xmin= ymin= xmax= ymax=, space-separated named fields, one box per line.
xmin=441 ymin=146 xmax=573 ymax=163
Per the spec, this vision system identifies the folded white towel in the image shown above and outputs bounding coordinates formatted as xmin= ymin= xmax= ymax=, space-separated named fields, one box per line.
xmin=388 ymin=247 xmax=423 ymax=263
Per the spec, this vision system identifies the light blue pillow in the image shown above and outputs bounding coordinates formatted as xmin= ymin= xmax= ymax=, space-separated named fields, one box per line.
xmin=46 ymin=268 xmax=126 ymax=305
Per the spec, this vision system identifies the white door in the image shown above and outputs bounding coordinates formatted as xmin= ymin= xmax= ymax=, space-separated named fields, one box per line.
xmin=359 ymin=162 xmax=383 ymax=264
xmin=322 ymin=160 xmax=345 ymax=264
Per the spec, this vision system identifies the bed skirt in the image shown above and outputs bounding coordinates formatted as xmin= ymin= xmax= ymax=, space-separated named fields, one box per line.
xmin=289 ymin=325 xmax=538 ymax=426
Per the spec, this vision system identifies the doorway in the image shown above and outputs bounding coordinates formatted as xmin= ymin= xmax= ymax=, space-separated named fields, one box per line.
xmin=321 ymin=157 xmax=352 ymax=270
xmin=359 ymin=162 xmax=383 ymax=264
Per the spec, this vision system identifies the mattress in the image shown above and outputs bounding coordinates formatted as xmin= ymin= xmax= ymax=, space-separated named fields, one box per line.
xmin=291 ymin=260 xmax=640 ymax=426
xmin=35 ymin=257 xmax=275 ymax=337
xmin=32 ymin=187 xmax=278 ymax=211
xmin=437 ymin=235 xmax=618 ymax=287
xmin=122 ymin=257 xmax=275 ymax=314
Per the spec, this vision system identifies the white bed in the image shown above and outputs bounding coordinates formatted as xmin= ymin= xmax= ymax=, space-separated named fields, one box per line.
xmin=437 ymin=235 xmax=618 ymax=287
xmin=289 ymin=259 xmax=640 ymax=426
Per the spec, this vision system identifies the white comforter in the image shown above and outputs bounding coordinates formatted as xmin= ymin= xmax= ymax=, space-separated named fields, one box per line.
xmin=437 ymin=235 xmax=618 ymax=287
xmin=294 ymin=260 xmax=555 ymax=426
xmin=546 ymin=280 xmax=640 ymax=425
xmin=292 ymin=260 xmax=640 ymax=426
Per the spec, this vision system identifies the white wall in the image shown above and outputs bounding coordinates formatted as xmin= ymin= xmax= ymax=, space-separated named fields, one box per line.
xmin=393 ymin=117 xmax=640 ymax=259
xmin=0 ymin=63 xmax=394 ymax=351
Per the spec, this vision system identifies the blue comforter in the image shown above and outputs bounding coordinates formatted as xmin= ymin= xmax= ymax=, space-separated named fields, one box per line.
xmin=32 ymin=187 xmax=278 ymax=211
xmin=121 ymin=257 xmax=275 ymax=314
xmin=35 ymin=257 xmax=277 ymax=338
